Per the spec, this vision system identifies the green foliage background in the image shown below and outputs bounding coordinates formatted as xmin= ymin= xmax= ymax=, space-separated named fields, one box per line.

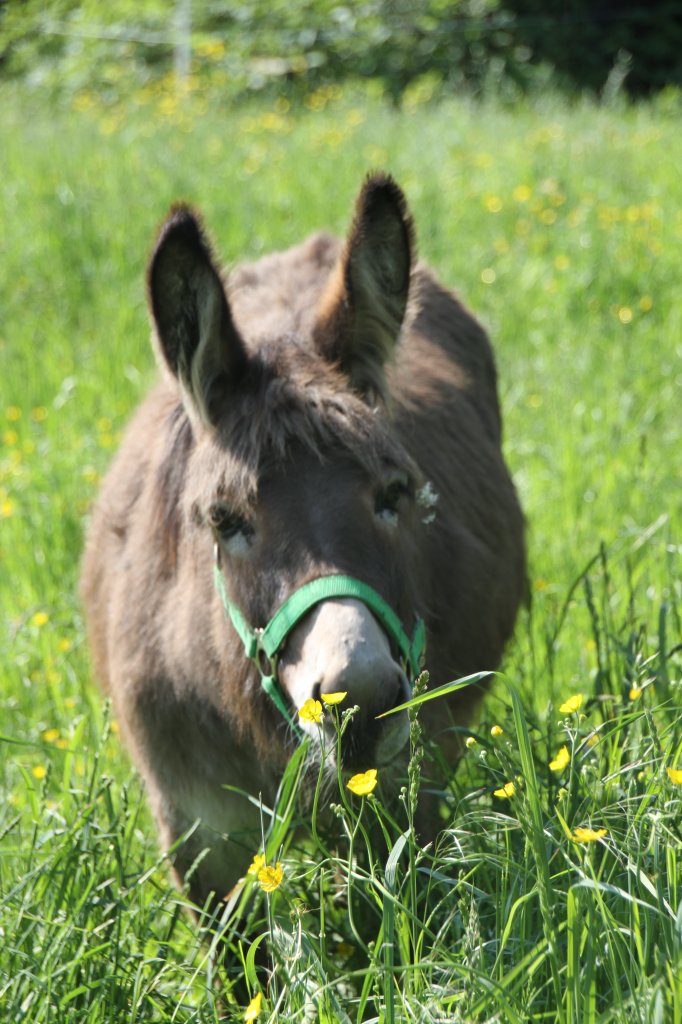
xmin=2 ymin=0 xmax=681 ymax=103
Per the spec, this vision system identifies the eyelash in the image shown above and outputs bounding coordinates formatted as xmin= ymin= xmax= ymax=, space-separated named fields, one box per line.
xmin=208 ymin=503 xmax=253 ymax=543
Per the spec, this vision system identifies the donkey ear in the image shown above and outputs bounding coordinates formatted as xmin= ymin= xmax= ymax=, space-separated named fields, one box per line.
xmin=313 ymin=173 xmax=414 ymax=401
xmin=147 ymin=205 xmax=247 ymax=429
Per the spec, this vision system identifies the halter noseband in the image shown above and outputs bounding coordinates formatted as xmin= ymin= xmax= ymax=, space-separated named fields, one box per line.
xmin=213 ymin=560 xmax=426 ymax=739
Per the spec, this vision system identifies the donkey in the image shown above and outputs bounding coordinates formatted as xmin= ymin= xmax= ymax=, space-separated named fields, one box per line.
xmin=80 ymin=173 xmax=526 ymax=917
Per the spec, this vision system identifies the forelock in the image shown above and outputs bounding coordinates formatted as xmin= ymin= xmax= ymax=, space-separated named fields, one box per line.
xmin=215 ymin=345 xmax=408 ymax=480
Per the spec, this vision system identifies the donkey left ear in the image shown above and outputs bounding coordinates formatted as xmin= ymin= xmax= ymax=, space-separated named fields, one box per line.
xmin=147 ymin=205 xmax=247 ymax=430
xmin=313 ymin=173 xmax=414 ymax=401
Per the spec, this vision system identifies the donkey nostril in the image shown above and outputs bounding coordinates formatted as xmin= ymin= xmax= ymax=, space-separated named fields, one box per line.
xmin=311 ymin=681 xmax=322 ymax=704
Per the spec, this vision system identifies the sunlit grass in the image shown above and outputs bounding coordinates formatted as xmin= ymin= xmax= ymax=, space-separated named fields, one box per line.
xmin=0 ymin=82 xmax=680 ymax=1021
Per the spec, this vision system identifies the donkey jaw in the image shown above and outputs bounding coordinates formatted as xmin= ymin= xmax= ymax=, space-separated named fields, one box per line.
xmin=372 ymin=711 xmax=411 ymax=765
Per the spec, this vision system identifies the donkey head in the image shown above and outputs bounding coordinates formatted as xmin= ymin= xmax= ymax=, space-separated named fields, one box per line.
xmin=147 ymin=175 xmax=422 ymax=771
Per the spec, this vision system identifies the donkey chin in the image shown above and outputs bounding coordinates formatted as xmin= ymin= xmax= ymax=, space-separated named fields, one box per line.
xmin=278 ymin=596 xmax=412 ymax=775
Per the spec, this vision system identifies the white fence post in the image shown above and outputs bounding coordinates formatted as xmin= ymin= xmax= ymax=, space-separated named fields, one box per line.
xmin=174 ymin=0 xmax=191 ymax=88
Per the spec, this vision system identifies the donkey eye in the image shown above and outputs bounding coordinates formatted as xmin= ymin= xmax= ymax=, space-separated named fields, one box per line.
xmin=208 ymin=503 xmax=253 ymax=543
xmin=375 ymin=473 xmax=410 ymax=524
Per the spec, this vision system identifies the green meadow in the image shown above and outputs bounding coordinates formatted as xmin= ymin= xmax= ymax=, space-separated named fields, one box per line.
xmin=1 ymin=80 xmax=681 ymax=1022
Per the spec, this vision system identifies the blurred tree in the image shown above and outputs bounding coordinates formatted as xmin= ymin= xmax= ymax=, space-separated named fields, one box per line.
xmin=506 ymin=0 xmax=682 ymax=96
xmin=0 ymin=0 xmax=680 ymax=99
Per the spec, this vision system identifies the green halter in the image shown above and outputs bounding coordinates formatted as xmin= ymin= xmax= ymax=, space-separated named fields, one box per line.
xmin=213 ymin=563 xmax=426 ymax=738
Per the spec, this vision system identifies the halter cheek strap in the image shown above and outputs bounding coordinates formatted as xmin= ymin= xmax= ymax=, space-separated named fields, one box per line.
xmin=213 ymin=563 xmax=426 ymax=739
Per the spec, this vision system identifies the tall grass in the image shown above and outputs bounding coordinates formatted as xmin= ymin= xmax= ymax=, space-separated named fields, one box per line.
xmin=1 ymin=80 xmax=680 ymax=1021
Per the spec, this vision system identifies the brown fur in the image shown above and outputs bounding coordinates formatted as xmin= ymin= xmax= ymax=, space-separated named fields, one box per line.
xmin=80 ymin=173 xmax=526 ymax=913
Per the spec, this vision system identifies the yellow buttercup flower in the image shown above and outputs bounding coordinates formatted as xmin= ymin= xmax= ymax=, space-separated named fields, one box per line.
xmin=572 ymin=827 xmax=608 ymax=843
xmin=247 ymin=853 xmax=265 ymax=876
xmin=244 ymin=991 xmax=262 ymax=1021
xmin=549 ymin=745 xmax=570 ymax=772
xmin=321 ymin=691 xmax=347 ymax=706
xmin=32 ymin=765 xmax=47 ymax=780
xmin=513 ymin=184 xmax=532 ymax=202
xmin=465 ymin=736 xmax=477 ymax=749
xmin=666 ymin=767 xmax=682 ymax=785
xmin=490 ymin=724 xmax=504 ymax=738
xmin=347 ymin=769 xmax=378 ymax=796
xmin=258 ymin=862 xmax=284 ymax=893
xmin=559 ymin=694 xmax=583 ymax=714
xmin=494 ymin=781 xmax=516 ymax=799
xmin=298 ymin=698 xmax=323 ymax=724
xmin=31 ymin=611 xmax=49 ymax=628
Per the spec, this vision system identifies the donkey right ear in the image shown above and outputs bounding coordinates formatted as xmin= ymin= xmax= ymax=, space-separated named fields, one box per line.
xmin=147 ymin=205 xmax=247 ymax=429
xmin=312 ymin=174 xmax=414 ymax=403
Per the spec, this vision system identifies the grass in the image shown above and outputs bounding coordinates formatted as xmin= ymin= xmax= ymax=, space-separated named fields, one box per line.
xmin=0 ymin=78 xmax=681 ymax=1022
